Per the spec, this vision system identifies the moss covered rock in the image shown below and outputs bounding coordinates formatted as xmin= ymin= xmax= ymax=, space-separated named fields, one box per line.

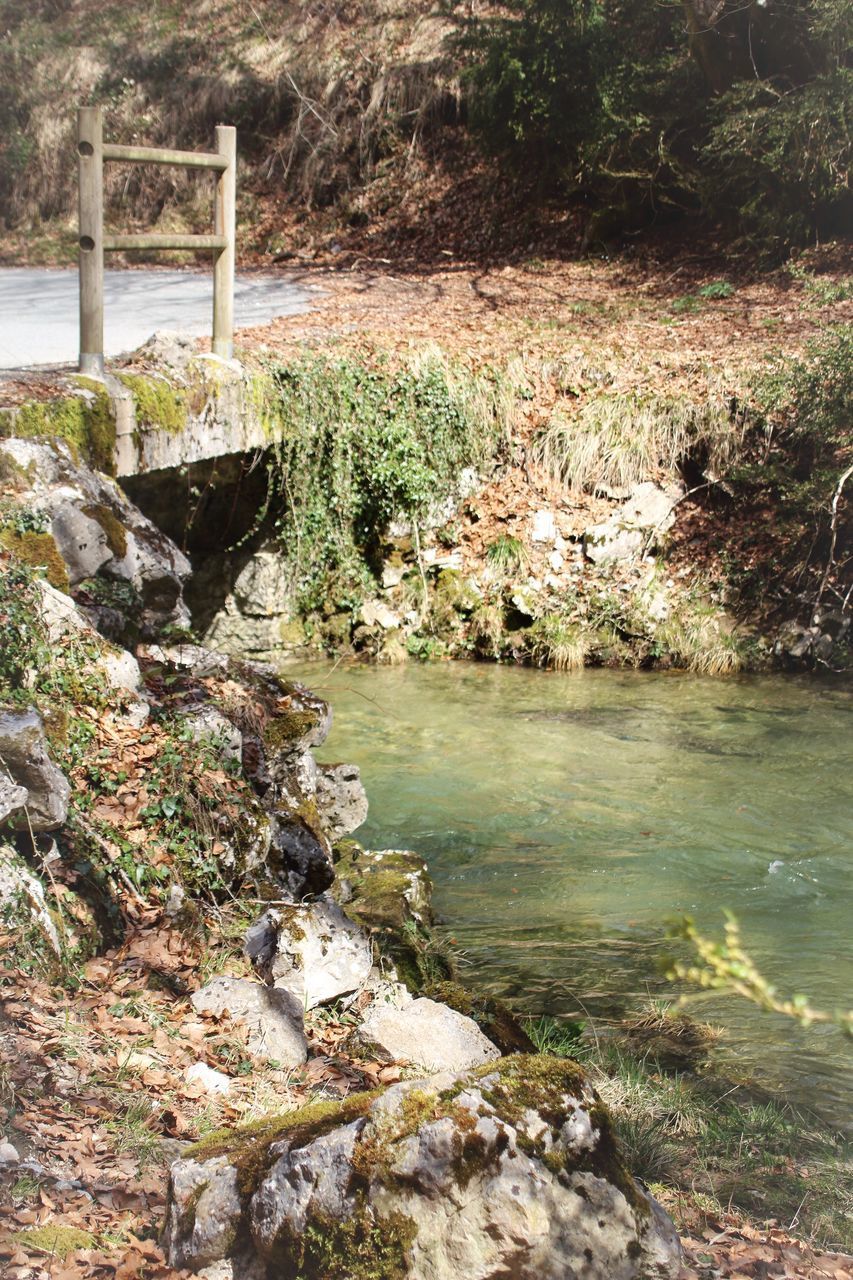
xmin=331 ymin=842 xmax=447 ymax=991
xmin=165 ymin=1055 xmax=682 ymax=1279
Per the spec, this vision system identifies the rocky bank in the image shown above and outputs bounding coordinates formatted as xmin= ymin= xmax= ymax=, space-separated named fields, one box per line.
xmin=0 ymin=433 xmax=684 ymax=1277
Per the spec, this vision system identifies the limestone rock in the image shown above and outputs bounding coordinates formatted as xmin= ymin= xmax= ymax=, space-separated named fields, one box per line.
xmin=51 ymin=502 xmax=112 ymax=584
xmin=191 ymin=976 xmax=307 ymax=1066
xmin=263 ymin=683 xmax=333 ymax=766
xmin=584 ymin=481 xmax=683 ymax=565
xmin=0 ymin=708 xmax=70 ymax=831
xmin=267 ymin=809 xmax=334 ymax=899
xmin=164 ymin=1055 xmax=682 ymax=1279
xmin=357 ymin=996 xmax=500 ymax=1073
xmin=0 ymin=437 xmax=191 ymax=634
xmin=153 ymin=642 xmax=231 ymax=678
xmin=181 ymin=705 xmax=243 ymax=767
xmin=185 ymin=1063 xmax=233 ymax=1096
xmin=0 ymin=773 xmax=28 ymax=825
xmin=139 ymin=329 xmax=197 ymax=372
xmin=360 ymin=599 xmax=402 ymax=630
xmin=315 ymin=762 xmax=368 ymax=842
xmin=584 ymin=523 xmax=644 ymax=564
xmin=0 ymin=844 xmax=60 ymax=956
xmin=245 ymin=902 xmax=373 ymax=1009
xmin=531 ymin=509 xmax=557 ymax=543
xmin=233 ymin=549 xmax=293 ymax=619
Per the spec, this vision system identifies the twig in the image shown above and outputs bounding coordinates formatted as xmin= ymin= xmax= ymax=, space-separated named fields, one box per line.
xmin=813 ymin=461 xmax=853 ymax=616
xmin=69 ymin=810 xmax=149 ymax=908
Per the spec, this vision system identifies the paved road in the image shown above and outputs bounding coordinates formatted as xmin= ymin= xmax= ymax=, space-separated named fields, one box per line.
xmin=0 ymin=267 xmax=316 ymax=370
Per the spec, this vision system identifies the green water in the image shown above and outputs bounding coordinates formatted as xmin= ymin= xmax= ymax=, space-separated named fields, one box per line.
xmin=286 ymin=660 xmax=852 ymax=1130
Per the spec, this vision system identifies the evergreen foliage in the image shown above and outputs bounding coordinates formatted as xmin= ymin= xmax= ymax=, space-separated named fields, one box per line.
xmin=463 ymin=0 xmax=852 ymax=250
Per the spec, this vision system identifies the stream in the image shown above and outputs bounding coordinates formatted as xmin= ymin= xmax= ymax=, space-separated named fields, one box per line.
xmin=285 ymin=660 xmax=853 ymax=1133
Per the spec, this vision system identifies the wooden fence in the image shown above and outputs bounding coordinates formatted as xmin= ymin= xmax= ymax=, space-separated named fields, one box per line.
xmin=77 ymin=106 xmax=236 ymax=375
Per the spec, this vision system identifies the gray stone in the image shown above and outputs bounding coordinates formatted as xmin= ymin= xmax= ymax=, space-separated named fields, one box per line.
xmin=315 ymin=762 xmax=368 ymax=841
xmin=0 ymin=708 xmax=70 ymax=831
xmin=584 ymin=523 xmax=645 ymax=564
xmin=267 ymin=809 xmax=334 ymax=899
xmin=151 ymin=642 xmax=230 ymax=677
xmin=233 ymin=548 xmax=294 ymax=618
xmin=0 ymin=437 xmax=191 ymax=634
xmin=138 ymin=329 xmax=197 ymax=372
xmin=50 ymin=501 xmax=112 ymax=584
xmin=0 ymin=773 xmax=28 ymax=825
xmin=181 ymin=705 xmax=243 ymax=767
xmin=357 ymin=996 xmax=500 ymax=1074
xmin=164 ymin=1056 xmax=682 ymax=1279
xmin=0 ymin=1141 xmax=20 ymax=1165
xmin=584 ymin=482 xmax=683 ymax=564
xmin=191 ymin=976 xmax=307 ymax=1066
xmin=531 ymin=509 xmax=557 ymax=543
xmin=360 ymin=599 xmax=402 ymax=630
xmin=185 ymin=1063 xmax=233 ymax=1096
xmin=168 ymin=1155 xmax=244 ymax=1269
xmin=0 ymin=844 xmax=60 ymax=956
xmin=246 ymin=902 xmax=373 ymax=1009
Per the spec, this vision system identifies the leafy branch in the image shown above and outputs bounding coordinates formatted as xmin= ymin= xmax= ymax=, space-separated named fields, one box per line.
xmin=669 ymin=912 xmax=853 ymax=1037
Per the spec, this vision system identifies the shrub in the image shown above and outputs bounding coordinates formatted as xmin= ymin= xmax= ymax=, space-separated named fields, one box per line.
xmin=261 ymin=350 xmax=504 ymax=614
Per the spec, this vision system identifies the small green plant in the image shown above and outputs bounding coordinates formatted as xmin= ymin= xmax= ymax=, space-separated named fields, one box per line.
xmin=698 ymin=281 xmax=735 ymax=300
xmin=669 ymin=912 xmax=853 ymax=1036
xmin=789 ymin=263 xmax=853 ymax=306
xmin=525 ymin=1013 xmax=586 ymax=1058
xmin=525 ymin=614 xmax=591 ymax=671
xmin=485 ymin=534 xmax=526 ymax=575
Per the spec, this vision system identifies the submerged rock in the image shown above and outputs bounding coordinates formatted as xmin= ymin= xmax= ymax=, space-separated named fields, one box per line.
xmin=245 ymin=902 xmax=373 ymax=1009
xmin=0 ymin=708 xmax=70 ymax=831
xmin=164 ymin=1055 xmax=682 ymax=1279
xmin=191 ymin=976 xmax=307 ymax=1067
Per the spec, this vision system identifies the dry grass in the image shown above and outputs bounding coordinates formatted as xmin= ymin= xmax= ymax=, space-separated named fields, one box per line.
xmin=0 ymin=0 xmax=461 ymax=239
xmin=534 ymin=377 xmax=747 ymax=495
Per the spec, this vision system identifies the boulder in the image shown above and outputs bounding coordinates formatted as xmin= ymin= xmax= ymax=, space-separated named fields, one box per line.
xmin=263 ymin=683 xmax=333 ymax=767
xmin=357 ymin=994 xmax=500 ymax=1073
xmin=191 ymin=976 xmax=307 ymax=1066
xmin=245 ymin=902 xmax=373 ymax=1009
xmin=584 ymin=523 xmax=644 ymax=564
xmin=0 ymin=437 xmax=191 ymax=634
xmin=0 ymin=708 xmax=70 ymax=831
xmin=331 ymin=844 xmax=437 ymax=991
xmin=233 ymin=549 xmax=294 ymax=619
xmin=315 ymin=763 xmax=368 ymax=842
xmin=164 ymin=1055 xmax=682 ymax=1279
xmin=584 ymin=481 xmax=682 ymax=565
xmin=50 ymin=502 xmax=113 ymax=584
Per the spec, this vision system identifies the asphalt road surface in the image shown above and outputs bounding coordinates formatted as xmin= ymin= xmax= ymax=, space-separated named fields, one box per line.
xmin=0 ymin=266 xmax=316 ymax=370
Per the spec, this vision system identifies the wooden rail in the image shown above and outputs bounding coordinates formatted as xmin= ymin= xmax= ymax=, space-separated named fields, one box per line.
xmin=77 ymin=106 xmax=237 ymax=375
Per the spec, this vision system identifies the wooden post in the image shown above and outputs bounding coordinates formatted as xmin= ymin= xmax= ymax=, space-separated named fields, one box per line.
xmin=212 ymin=124 xmax=236 ymax=359
xmin=78 ymin=106 xmax=104 ymax=376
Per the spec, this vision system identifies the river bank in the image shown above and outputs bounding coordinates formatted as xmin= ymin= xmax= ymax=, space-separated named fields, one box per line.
xmin=0 ymin=430 xmax=850 ymax=1276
